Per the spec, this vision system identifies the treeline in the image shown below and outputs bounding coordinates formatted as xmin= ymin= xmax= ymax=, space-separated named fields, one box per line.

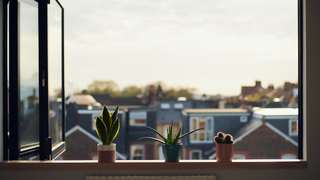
xmin=83 ymin=80 xmax=196 ymax=100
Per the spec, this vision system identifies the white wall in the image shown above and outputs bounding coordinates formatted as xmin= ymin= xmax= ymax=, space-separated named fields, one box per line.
xmin=1 ymin=0 xmax=320 ymax=179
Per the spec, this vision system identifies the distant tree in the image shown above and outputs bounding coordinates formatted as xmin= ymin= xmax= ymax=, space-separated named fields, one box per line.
xmin=176 ymin=88 xmax=196 ymax=100
xmin=156 ymin=85 xmax=163 ymax=99
xmin=87 ymin=80 xmax=119 ymax=96
xmin=121 ymin=85 xmax=142 ymax=97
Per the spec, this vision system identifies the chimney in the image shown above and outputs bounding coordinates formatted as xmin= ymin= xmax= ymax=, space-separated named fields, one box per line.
xmin=268 ymin=85 xmax=274 ymax=91
xmin=255 ymin=81 xmax=261 ymax=87
xmin=147 ymin=85 xmax=157 ymax=105
xmin=284 ymin=82 xmax=292 ymax=91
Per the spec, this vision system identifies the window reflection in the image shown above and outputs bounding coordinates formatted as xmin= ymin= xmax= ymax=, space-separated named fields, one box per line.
xmin=48 ymin=0 xmax=63 ymax=146
xmin=19 ymin=0 xmax=39 ymax=148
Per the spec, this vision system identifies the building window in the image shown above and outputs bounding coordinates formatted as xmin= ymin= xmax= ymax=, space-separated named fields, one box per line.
xmin=289 ymin=119 xmax=298 ymax=136
xmin=160 ymin=103 xmax=170 ymax=109
xmin=189 ymin=117 xmax=214 ymax=143
xmin=240 ymin=116 xmax=248 ymax=123
xmin=174 ymin=103 xmax=184 ymax=109
xmin=130 ymin=145 xmax=145 ymax=160
xmin=233 ymin=154 xmax=246 ymax=159
xmin=281 ymin=154 xmax=297 ymax=159
xmin=189 ymin=150 xmax=202 ymax=160
xmin=129 ymin=111 xmax=147 ymax=126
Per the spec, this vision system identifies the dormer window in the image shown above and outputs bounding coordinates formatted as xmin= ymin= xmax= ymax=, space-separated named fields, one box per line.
xmin=160 ymin=104 xmax=170 ymax=109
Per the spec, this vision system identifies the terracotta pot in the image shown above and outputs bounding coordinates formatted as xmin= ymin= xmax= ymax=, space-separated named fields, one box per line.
xmin=97 ymin=143 xmax=116 ymax=163
xmin=216 ymin=143 xmax=233 ymax=162
xmin=162 ymin=144 xmax=182 ymax=162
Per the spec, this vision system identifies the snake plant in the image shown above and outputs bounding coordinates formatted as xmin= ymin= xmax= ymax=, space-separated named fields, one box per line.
xmin=137 ymin=120 xmax=204 ymax=145
xmin=95 ymin=105 xmax=120 ymax=145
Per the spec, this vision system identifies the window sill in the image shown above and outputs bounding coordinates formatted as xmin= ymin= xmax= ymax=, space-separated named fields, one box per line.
xmin=0 ymin=159 xmax=307 ymax=170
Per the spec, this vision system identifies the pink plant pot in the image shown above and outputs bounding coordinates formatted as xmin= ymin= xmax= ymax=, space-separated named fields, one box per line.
xmin=97 ymin=143 xmax=116 ymax=163
xmin=216 ymin=143 xmax=233 ymax=162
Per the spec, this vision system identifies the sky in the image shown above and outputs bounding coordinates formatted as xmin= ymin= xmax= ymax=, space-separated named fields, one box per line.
xmin=64 ymin=0 xmax=298 ymax=97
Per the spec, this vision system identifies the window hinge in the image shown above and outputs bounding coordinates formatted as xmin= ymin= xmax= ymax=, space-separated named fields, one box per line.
xmin=47 ymin=137 xmax=52 ymax=160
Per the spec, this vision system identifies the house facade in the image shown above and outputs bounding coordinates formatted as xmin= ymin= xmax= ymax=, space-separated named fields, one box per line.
xmin=181 ymin=108 xmax=251 ymax=159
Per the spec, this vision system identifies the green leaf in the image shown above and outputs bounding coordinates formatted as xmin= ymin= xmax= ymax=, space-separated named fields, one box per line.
xmin=137 ymin=137 xmax=166 ymax=144
xmin=179 ymin=127 xmax=205 ymax=140
xmin=101 ymin=105 xmax=112 ymax=131
xmin=95 ymin=116 xmax=108 ymax=145
xmin=111 ymin=106 xmax=119 ymax=124
xmin=107 ymin=118 xmax=120 ymax=144
xmin=173 ymin=127 xmax=182 ymax=144
xmin=145 ymin=126 xmax=169 ymax=144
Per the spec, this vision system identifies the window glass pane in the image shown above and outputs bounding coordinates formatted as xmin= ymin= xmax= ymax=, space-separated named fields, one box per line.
xmin=291 ymin=121 xmax=297 ymax=134
xmin=48 ymin=0 xmax=63 ymax=146
xmin=206 ymin=118 xmax=212 ymax=130
xmin=199 ymin=117 xmax=205 ymax=130
xmin=192 ymin=118 xmax=197 ymax=130
xmin=206 ymin=132 xmax=213 ymax=141
xmin=199 ymin=132 xmax=205 ymax=141
xmin=63 ymin=0 xmax=298 ymax=160
xmin=19 ymin=0 xmax=39 ymax=148
xmin=191 ymin=133 xmax=197 ymax=141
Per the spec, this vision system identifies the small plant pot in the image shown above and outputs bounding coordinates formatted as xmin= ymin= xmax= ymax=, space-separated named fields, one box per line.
xmin=216 ymin=143 xmax=233 ymax=162
xmin=97 ymin=143 xmax=116 ymax=163
xmin=162 ymin=144 xmax=182 ymax=162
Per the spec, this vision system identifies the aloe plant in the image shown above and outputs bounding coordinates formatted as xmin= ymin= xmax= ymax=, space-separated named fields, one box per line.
xmin=137 ymin=120 xmax=204 ymax=145
xmin=95 ymin=105 xmax=120 ymax=145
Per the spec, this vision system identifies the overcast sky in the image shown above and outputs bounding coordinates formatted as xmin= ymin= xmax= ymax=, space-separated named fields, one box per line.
xmin=64 ymin=0 xmax=298 ymax=96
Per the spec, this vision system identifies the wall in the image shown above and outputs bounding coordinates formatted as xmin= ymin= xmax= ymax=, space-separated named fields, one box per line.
xmin=1 ymin=0 xmax=320 ymax=179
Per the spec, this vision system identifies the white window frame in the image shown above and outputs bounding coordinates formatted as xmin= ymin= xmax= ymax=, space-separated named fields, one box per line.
xmin=289 ymin=119 xmax=298 ymax=136
xmin=189 ymin=117 xmax=214 ymax=143
xmin=3 ymin=1 xmax=319 ymax=179
xmin=129 ymin=111 xmax=147 ymax=126
xmin=130 ymin=145 xmax=145 ymax=160
xmin=189 ymin=150 xmax=202 ymax=160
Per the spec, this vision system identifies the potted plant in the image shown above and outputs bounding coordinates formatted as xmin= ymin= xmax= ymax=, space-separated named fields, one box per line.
xmin=94 ymin=105 xmax=120 ymax=163
xmin=137 ymin=120 xmax=204 ymax=162
xmin=214 ymin=132 xmax=234 ymax=162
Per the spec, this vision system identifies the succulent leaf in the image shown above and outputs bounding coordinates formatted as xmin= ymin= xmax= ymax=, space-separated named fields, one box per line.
xmin=179 ymin=127 xmax=204 ymax=140
xmin=94 ymin=105 xmax=121 ymax=145
xmin=145 ymin=126 xmax=169 ymax=144
xmin=111 ymin=106 xmax=119 ymax=123
xmin=173 ymin=127 xmax=182 ymax=144
xmin=101 ymin=105 xmax=112 ymax=132
xmin=95 ymin=116 xmax=108 ymax=145
xmin=107 ymin=118 xmax=120 ymax=144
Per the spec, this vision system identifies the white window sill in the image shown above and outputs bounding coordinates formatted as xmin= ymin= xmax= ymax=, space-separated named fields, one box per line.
xmin=0 ymin=159 xmax=307 ymax=170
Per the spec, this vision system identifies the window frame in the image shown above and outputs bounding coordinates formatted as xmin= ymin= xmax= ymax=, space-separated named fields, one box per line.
xmin=289 ymin=119 xmax=299 ymax=136
xmin=3 ymin=0 xmax=66 ymax=160
xmin=189 ymin=116 xmax=214 ymax=143
xmin=129 ymin=111 xmax=147 ymax=126
xmin=189 ymin=150 xmax=202 ymax=160
xmin=130 ymin=144 xmax=145 ymax=160
xmin=2 ymin=0 xmax=316 ymax=176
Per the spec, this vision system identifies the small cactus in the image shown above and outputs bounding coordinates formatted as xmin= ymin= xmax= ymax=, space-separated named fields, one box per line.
xmin=214 ymin=132 xmax=233 ymax=144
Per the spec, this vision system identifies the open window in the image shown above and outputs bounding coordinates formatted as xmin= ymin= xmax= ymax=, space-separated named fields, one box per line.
xmin=4 ymin=0 xmax=65 ymax=160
